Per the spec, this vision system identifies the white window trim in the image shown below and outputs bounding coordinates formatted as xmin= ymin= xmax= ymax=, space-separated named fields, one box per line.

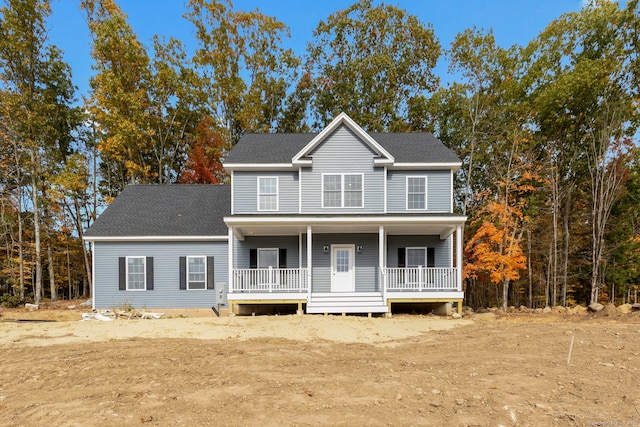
xmin=406 ymin=247 xmax=427 ymax=268
xmin=126 ymin=256 xmax=146 ymax=291
xmin=257 ymin=248 xmax=279 ymax=268
xmin=321 ymin=173 xmax=364 ymax=208
xmin=406 ymin=176 xmax=428 ymax=210
xmin=257 ymin=176 xmax=279 ymax=212
xmin=186 ymin=255 xmax=207 ymax=291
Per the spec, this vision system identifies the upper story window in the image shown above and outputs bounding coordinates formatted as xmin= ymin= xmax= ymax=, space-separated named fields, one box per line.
xmin=407 ymin=176 xmax=427 ymax=210
xmin=127 ymin=256 xmax=146 ymax=290
xmin=323 ymin=174 xmax=363 ymax=208
xmin=187 ymin=256 xmax=206 ymax=290
xmin=258 ymin=177 xmax=278 ymax=211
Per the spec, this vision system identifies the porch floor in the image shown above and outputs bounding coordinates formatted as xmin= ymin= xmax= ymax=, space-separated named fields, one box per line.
xmin=226 ymin=290 xmax=464 ymax=315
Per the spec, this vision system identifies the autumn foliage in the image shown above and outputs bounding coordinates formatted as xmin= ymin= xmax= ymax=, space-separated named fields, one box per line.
xmin=178 ymin=116 xmax=227 ymax=184
xmin=465 ymin=201 xmax=527 ymax=285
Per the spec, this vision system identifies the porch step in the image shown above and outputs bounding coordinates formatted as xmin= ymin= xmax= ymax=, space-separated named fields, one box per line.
xmin=307 ymin=292 xmax=388 ymax=314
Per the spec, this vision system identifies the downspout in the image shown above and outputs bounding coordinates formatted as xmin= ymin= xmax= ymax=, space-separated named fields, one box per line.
xmin=456 ymin=225 xmax=463 ymax=291
xmin=228 ymin=227 xmax=234 ymax=294
xmin=379 ymin=225 xmax=385 ymax=302
xmin=91 ymin=241 xmax=95 ymax=310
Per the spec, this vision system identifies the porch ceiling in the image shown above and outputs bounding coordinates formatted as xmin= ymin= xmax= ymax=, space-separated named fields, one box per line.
xmin=224 ymin=215 xmax=466 ymax=240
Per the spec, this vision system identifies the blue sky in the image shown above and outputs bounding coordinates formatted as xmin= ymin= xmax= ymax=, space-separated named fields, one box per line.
xmin=47 ymin=0 xmax=584 ymax=99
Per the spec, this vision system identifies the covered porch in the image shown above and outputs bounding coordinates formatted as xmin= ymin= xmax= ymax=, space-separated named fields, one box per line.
xmin=224 ymin=215 xmax=466 ymax=314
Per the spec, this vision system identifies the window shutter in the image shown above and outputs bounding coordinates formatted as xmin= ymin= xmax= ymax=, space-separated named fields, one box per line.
xmin=397 ymin=248 xmax=405 ymax=268
xmin=207 ymin=256 xmax=215 ymax=289
xmin=279 ymin=248 xmax=287 ymax=269
xmin=427 ymin=248 xmax=435 ymax=268
xmin=146 ymin=257 xmax=154 ymax=290
xmin=119 ymin=257 xmax=126 ymax=291
xmin=179 ymin=257 xmax=186 ymax=290
xmin=249 ymin=249 xmax=257 ymax=269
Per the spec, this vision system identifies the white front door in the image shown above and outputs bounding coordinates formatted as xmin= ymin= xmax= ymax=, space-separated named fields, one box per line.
xmin=331 ymin=244 xmax=355 ymax=292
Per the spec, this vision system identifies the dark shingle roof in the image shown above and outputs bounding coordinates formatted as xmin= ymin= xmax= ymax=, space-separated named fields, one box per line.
xmin=224 ymin=130 xmax=460 ymax=164
xmin=84 ymin=184 xmax=230 ymax=238
xmin=224 ymin=133 xmax=314 ymax=164
xmin=371 ymin=133 xmax=461 ymax=164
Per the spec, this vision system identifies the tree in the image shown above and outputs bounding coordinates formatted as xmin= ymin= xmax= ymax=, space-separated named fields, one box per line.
xmin=523 ymin=0 xmax=639 ymax=305
xmin=0 ymin=0 xmax=81 ymax=304
xmin=148 ymin=35 xmax=205 ymax=184
xmin=81 ymin=0 xmax=154 ymax=197
xmin=178 ymin=116 xmax=227 ymax=184
xmin=304 ymin=0 xmax=440 ymax=131
xmin=186 ymin=0 xmax=299 ymax=146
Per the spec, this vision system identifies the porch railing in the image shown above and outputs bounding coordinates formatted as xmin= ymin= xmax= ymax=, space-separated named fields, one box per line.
xmin=383 ymin=267 xmax=459 ymax=291
xmin=232 ymin=268 xmax=309 ymax=293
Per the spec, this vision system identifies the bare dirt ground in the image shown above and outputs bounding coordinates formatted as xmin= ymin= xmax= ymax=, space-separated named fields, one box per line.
xmin=1 ymin=302 xmax=639 ymax=426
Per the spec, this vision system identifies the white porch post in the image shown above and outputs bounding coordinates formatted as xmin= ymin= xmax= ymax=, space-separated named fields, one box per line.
xmin=228 ymin=227 xmax=234 ymax=293
xmin=307 ymin=226 xmax=312 ymax=296
xmin=299 ymin=232 xmax=304 ymax=293
xmin=379 ymin=225 xmax=385 ymax=294
xmin=298 ymin=232 xmax=303 ymax=269
xmin=456 ymin=225 xmax=463 ymax=291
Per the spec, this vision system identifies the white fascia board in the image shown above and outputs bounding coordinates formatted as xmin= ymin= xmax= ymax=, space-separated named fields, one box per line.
xmin=373 ymin=158 xmax=394 ymax=165
xmin=84 ymin=235 xmax=229 ymax=242
xmin=388 ymin=162 xmax=462 ymax=171
xmin=292 ymin=112 xmax=395 ymax=163
xmin=224 ymin=215 xmax=467 ymax=226
xmin=223 ymin=163 xmax=296 ymax=171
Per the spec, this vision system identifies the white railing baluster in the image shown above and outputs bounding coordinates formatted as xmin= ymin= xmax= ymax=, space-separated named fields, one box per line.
xmin=382 ymin=267 xmax=458 ymax=292
xmin=230 ymin=268 xmax=309 ymax=293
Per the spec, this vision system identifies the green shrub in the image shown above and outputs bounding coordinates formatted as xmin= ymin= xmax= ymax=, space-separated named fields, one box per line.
xmin=1 ymin=294 xmax=24 ymax=308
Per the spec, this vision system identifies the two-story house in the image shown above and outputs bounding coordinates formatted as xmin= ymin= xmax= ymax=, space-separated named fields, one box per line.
xmin=84 ymin=113 xmax=466 ymax=315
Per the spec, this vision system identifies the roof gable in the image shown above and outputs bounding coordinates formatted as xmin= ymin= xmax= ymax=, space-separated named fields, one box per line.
xmin=223 ymin=114 xmax=462 ymax=168
xmin=292 ymin=112 xmax=394 ymax=164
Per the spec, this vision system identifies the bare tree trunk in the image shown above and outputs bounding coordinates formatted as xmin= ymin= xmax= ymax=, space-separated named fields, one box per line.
xmin=502 ymin=279 xmax=509 ymax=311
xmin=13 ymin=142 xmax=25 ymax=299
xmin=550 ymin=157 xmax=559 ymax=306
xmin=462 ymin=93 xmax=481 ymax=216
xmin=72 ymin=198 xmax=93 ymax=297
xmin=17 ymin=188 xmax=25 ymax=300
xmin=561 ymin=186 xmax=572 ymax=307
xmin=527 ymin=229 xmax=533 ymax=308
xmin=66 ymin=242 xmax=72 ymax=300
xmin=45 ymin=228 xmax=57 ymax=301
xmin=29 ymin=150 xmax=42 ymax=306
xmin=588 ymin=110 xmax=627 ymax=305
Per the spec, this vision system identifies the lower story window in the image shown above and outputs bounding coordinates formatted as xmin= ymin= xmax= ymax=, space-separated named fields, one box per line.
xmin=127 ymin=257 xmax=146 ymax=290
xmin=406 ymin=248 xmax=427 ymax=268
xmin=187 ymin=256 xmax=206 ymax=290
xmin=258 ymin=248 xmax=278 ymax=268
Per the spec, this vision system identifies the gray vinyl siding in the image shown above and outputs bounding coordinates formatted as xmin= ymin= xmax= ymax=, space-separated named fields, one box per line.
xmin=387 ymin=235 xmax=452 ymax=267
xmin=93 ymin=241 xmax=228 ymax=309
xmin=234 ymin=236 xmax=300 ymax=268
xmin=301 ymin=233 xmax=381 ymax=293
xmin=301 ymin=126 xmax=384 ymax=213
xmin=387 ymin=170 xmax=452 ymax=213
xmin=233 ymin=171 xmax=299 ymax=214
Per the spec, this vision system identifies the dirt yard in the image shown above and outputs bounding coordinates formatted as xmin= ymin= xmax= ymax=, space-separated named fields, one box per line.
xmin=1 ymin=302 xmax=639 ymax=426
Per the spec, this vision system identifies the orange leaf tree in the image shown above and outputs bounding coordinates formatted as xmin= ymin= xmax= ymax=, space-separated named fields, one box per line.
xmin=178 ymin=116 xmax=227 ymax=184
xmin=464 ymin=141 xmax=541 ymax=310
xmin=465 ymin=200 xmax=527 ymax=310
